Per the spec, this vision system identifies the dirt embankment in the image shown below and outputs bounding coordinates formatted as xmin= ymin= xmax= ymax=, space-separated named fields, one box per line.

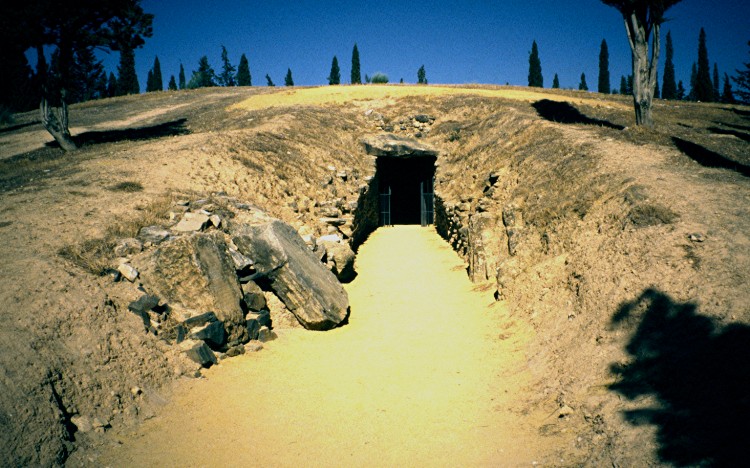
xmin=1 ymin=86 xmax=748 ymax=466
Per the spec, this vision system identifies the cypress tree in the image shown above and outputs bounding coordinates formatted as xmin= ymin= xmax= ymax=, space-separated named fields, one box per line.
xmin=219 ymin=46 xmax=236 ymax=86
xmin=328 ymin=56 xmax=340 ymax=85
xmin=579 ymin=72 xmax=588 ymax=91
xmin=168 ymin=75 xmax=177 ymax=91
xmin=351 ymin=43 xmax=361 ymax=84
xmin=528 ymin=40 xmax=543 ymax=87
xmin=552 ymin=73 xmax=560 ymax=89
xmin=179 ymin=63 xmax=186 ymax=89
xmin=265 ymin=74 xmax=275 ymax=86
xmin=417 ymin=65 xmax=427 ymax=84
xmin=662 ymin=31 xmax=677 ymax=99
xmin=152 ymin=56 xmax=162 ymax=91
xmin=712 ymin=63 xmax=720 ymax=101
xmin=70 ymin=45 xmax=106 ymax=102
xmin=689 ymin=62 xmax=698 ymax=100
xmin=107 ymin=72 xmax=117 ymax=97
xmin=365 ymin=74 xmax=371 ymax=84
xmin=285 ymin=68 xmax=294 ymax=86
xmin=620 ymin=75 xmax=627 ymax=94
xmin=598 ymin=39 xmax=610 ymax=93
xmin=146 ymin=69 xmax=154 ymax=92
xmin=116 ymin=46 xmax=139 ymax=95
xmin=236 ymin=53 xmax=251 ymax=86
xmin=677 ymin=80 xmax=686 ymax=100
xmin=695 ymin=28 xmax=713 ymax=102
xmin=721 ymin=73 xmax=734 ymax=103
xmin=627 ymin=74 xmax=633 ymax=95
xmin=654 ymin=73 xmax=660 ymax=99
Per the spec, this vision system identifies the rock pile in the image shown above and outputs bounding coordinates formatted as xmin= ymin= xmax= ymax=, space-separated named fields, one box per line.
xmin=111 ymin=194 xmax=351 ymax=368
xmin=365 ymin=110 xmax=437 ymax=139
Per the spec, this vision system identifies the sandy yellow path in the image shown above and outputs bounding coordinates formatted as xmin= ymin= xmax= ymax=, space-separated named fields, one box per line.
xmin=99 ymin=226 xmax=567 ymax=467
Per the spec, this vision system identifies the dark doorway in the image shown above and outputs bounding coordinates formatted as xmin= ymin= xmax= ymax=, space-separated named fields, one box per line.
xmin=377 ymin=156 xmax=436 ymax=225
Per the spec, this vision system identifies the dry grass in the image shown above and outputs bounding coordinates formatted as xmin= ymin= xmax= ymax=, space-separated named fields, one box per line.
xmin=229 ymin=84 xmax=632 ymax=112
xmin=58 ymin=194 xmax=174 ymax=274
xmin=108 ymin=181 xmax=144 ymax=192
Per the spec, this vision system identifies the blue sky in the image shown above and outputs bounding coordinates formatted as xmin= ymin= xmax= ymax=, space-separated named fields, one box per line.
xmin=95 ymin=0 xmax=749 ymax=92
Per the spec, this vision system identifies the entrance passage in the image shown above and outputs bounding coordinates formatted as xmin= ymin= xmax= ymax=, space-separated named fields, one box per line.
xmin=94 ymin=227 xmax=570 ymax=466
xmin=377 ymin=156 xmax=435 ymax=226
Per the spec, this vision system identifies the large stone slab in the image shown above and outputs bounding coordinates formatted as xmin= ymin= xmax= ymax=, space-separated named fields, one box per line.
xmin=133 ymin=231 xmax=247 ymax=346
xmin=361 ymin=133 xmax=439 ymax=158
xmin=232 ymin=220 xmax=349 ymax=330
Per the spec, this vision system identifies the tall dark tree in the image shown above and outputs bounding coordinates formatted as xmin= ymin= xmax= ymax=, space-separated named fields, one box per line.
xmin=236 ymin=53 xmax=251 ymax=86
xmin=661 ymin=31 xmax=677 ymax=99
xmin=691 ymin=65 xmax=700 ymax=100
xmin=168 ymin=74 xmax=177 ymax=91
xmin=721 ymin=73 xmax=734 ymax=103
xmin=1 ymin=1 xmax=154 ymax=150
xmin=654 ymin=72 xmax=660 ymax=98
xmin=117 ymin=47 xmax=139 ymax=96
xmin=265 ymin=74 xmax=275 ymax=87
xmin=152 ymin=55 xmax=162 ymax=91
xmin=528 ymin=40 xmax=543 ymax=87
xmin=107 ymin=72 xmax=117 ymax=97
xmin=70 ymin=45 xmax=106 ymax=102
xmin=328 ymin=56 xmax=340 ymax=85
xmin=552 ymin=73 xmax=560 ymax=89
xmin=598 ymin=39 xmax=610 ymax=93
xmin=285 ymin=68 xmax=294 ymax=86
xmin=0 ymin=44 xmax=37 ymax=112
xmin=219 ymin=45 xmax=236 ymax=86
xmin=601 ymin=0 xmax=683 ymax=127
xmin=620 ymin=75 xmax=628 ymax=94
xmin=733 ymin=41 xmax=750 ymax=103
xmin=712 ymin=63 xmax=720 ymax=101
xmin=146 ymin=69 xmax=154 ymax=92
xmin=579 ymin=72 xmax=589 ymax=91
xmin=676 ymin=80 xmax=686 ymax=100
xmin=417 ymin=65 xmax=427 ymax=84
xmin=178 ymin=63 xmax=186 ymax=89
xmin=351 ymin=43 xmax=361 ymax=84
xmin=695 ymin=28 xmax=714 ymax=102
xmin=187 ymin=56 xmax=216 ymax=88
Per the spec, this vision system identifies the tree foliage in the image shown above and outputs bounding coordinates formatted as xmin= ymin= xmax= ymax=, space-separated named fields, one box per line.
xmin=168 ymin=74 xmax=177 ymax=91
xmin=661 ymin=31 xmax=677 ymax=99
xmin=733 ymin=41 xmax=750 ymax=103
xmin=265 ymin=74 xmax=275 ymax=87
xmin=579 ymin=72 xmax=589 ymax=91
xmin=695 ymin=28 xmax=714 ymax=102
xmin=219 ymin=45 xmax=236 ymax=86
xmin=285 ymin=68 xmax=294 ymax=86
xmin=371 ymin=73 xmax=389 ymax=84
xmin=107 ymin=72 xmax=117 ymax=97
xmin=236 ymin=53 xmax=252 ymax=86
xmin=712 ymin=63 xmax=720 ymax=101
xmin=598 ymin=39 xmax=610 ymax=93
xmin=146 ymin=55 xmax=162 ymax=92
xmin=179 ymin=63 xmax=186 ymax=89
xmin=417 ymin=65 xmax=427 ymax=84
xmin=552 ymin=73 xmax=560 ymax=89
xmin=721 ymin=73 xmax=734 ymax=103
xmin=600 ymin=0 xmax=683 ymax=126
xmin=528 ymin=40 xmax=543 ymax=87
xmin=188 ymin=56 xmax=217 ymax=89
xmin=351 ymin=43 xmax=361 ymax=84
xmin=328 ymin=56 xmax=340 ymax=85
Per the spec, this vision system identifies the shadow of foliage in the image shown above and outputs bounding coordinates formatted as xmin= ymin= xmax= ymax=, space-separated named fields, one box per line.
xmin=44 ymin=118 xmax=190 ymax=148
xmin=714 ymin=121 xmax=750 ymax=132
xmin=0 ymin=121 xmax=40 ymax=134
xmin=672 ymin=137 xmax=750 ymax=177
xmin=731 ymin=107 xmax=750 ymax=118
xmin=609 ymin=288 xmax=750 ymax=466
xmin=532 ymin=99 xmax=624 ymax=130
xmin=707 ymin=126 xmax=750 ymax=142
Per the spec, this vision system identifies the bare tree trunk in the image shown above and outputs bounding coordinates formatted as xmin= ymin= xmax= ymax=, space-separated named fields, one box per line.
xmin=36 ymin=45 xmax=78 ymax=151
xmin=40 ymin=94 xmax=77 ymax=151
xmin=623 ymin=12 xmax=660 ymax=127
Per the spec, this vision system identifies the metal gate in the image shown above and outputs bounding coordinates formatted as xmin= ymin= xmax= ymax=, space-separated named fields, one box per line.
xmin=420 ymin=179 xmax=434 ymax=226
xmin=379 ymin=186 xmax=392 ymax=226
